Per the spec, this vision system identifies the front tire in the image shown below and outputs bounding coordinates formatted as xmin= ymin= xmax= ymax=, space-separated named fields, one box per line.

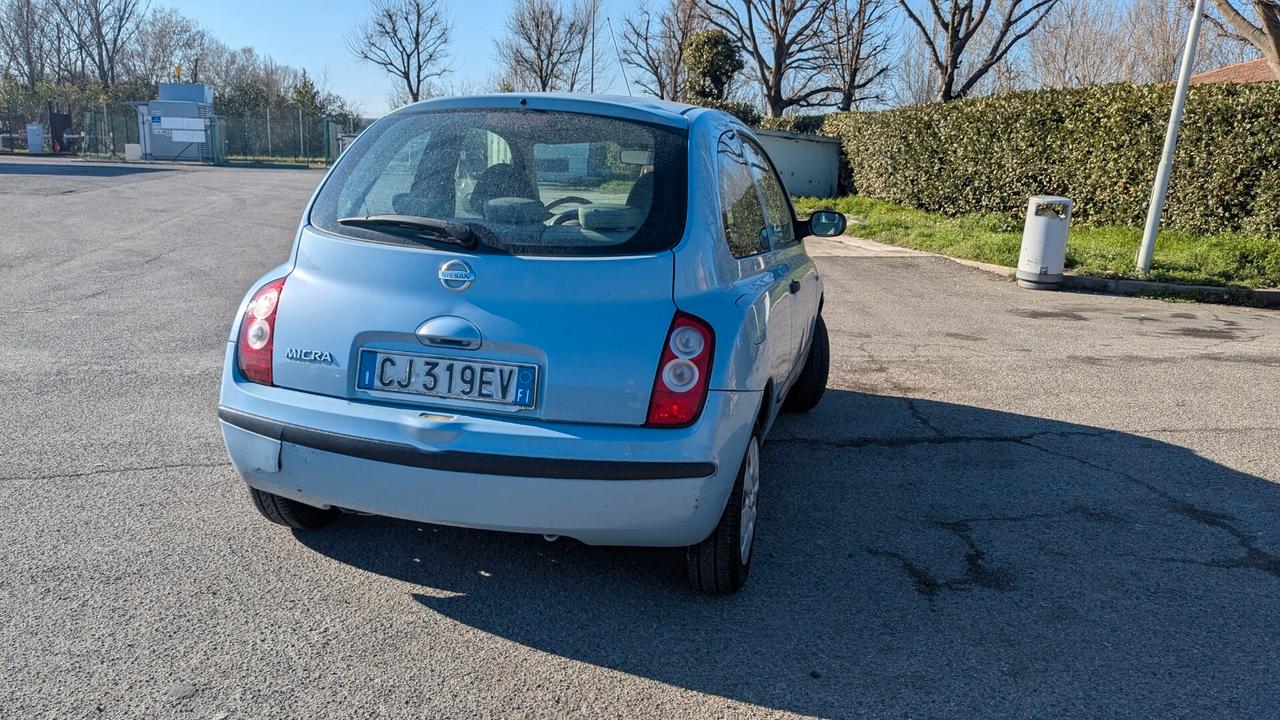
xmin=249 ymin=487 xmax=339 ymax=529
xmin=783 ymin=314 xmax=829 ymax=413
xmin=686 ymin=433 xmax=761 ymax=594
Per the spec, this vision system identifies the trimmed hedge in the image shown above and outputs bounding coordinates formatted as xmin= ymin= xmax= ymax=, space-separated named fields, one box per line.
xmin=806 ymin=83 xmax=1280 ymax=238
xmin=694 ymin=98 xmax=763 ymax=127
xmin=759 ymin=115 xmax=825 ymax=134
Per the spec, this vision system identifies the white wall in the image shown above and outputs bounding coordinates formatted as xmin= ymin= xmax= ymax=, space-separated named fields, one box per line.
xmin=754 ymin=129 xmax=841 ymax=198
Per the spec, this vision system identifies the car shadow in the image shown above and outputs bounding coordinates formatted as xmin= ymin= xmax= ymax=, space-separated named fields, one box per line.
xmin=295 ymin=389 xmax=1280 ymax=717
xmin=0 ymin=161 xmax=170 ymax=177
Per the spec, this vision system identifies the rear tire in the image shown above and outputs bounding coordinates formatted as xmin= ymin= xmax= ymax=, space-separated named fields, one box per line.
xmin=783 ymin=314 xmax=829 ymax=413
xmin=686 ymin=433 xmax=760 ymax=595
xmin=249 ymin=487 xmax=339 ymax=529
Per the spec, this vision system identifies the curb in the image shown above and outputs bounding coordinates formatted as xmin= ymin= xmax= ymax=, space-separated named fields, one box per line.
xmin=1060 ymin=274 xmax=1280 ymax=308
xmin=941 ymin=255 xmax=1279 ymax=308
xmin=833 ymin=233 xmax=1280 ymax=308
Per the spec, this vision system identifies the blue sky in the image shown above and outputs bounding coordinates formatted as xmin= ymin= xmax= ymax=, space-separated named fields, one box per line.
xmin=166 ymin=0 xmax=644 ymax=116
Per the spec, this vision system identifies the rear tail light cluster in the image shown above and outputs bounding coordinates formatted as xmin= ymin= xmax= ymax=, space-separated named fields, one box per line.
xmin=237 ymin=277 xmax=286 ymax=385
xmin=646 ymin=313 xmax=714 ymax=427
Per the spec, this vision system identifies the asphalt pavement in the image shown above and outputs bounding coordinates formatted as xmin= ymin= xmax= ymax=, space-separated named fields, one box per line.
xmin=2 ymin=156 xmax=1279 ymax=719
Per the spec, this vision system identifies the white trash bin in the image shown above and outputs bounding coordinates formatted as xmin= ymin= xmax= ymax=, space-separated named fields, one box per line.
xmin=1016 ymin=195 xmax=1073 ymax=290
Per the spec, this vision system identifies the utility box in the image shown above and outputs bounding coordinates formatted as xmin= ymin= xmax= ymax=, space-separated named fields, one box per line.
xmin=124 ymin=83 xmax=216 ymax=162
xmin=1016 ymin=196 xmax=1073 ymax=290
xmin=25 ymin=123 xmax=43 ymax=154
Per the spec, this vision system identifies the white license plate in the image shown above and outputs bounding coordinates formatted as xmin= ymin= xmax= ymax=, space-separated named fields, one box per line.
xmin=357 ymin=350 xmax=537 ymax=407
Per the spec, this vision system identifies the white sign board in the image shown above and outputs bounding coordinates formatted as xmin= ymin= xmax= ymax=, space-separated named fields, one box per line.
xmin=159 ymin=116 xmax=205 ymax=131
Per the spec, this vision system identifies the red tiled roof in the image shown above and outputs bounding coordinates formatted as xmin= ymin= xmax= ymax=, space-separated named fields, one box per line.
xmin=1189 ymin=58 xmax=1276 ymax=85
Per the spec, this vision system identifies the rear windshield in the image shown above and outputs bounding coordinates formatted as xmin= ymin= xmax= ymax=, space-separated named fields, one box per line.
xmin=310 ymin=109 xmax=688 ymax=256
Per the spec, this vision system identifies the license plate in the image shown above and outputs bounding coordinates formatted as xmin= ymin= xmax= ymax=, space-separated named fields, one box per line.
xmin=357 ymin=350 xmax=537 ymax=407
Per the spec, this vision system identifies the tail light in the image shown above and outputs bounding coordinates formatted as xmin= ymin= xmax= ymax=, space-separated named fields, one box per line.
xmin=646 ymin=312 xmax=714 ymax=427
xmin=237 ymin=277 xmax=286 ymax=385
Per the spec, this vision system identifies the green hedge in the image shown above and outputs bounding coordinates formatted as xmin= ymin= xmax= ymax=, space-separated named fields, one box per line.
xmin=758 ymin=115 xmax=825 ymax=134
xmin=811 ymin=83 xmax=1280 ymax=238
xmin=694 ymin=99 xmax=763 ymax=127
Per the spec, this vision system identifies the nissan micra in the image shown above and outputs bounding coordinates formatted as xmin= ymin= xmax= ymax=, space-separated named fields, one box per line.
xmin=218 ymin=94 xmax=846 ymax=594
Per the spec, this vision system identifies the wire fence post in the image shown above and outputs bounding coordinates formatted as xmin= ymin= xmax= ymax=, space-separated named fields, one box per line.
xmin=298 ymin=107 xmax=304 ymax=160
xmin=266 ymin=106 xmax=272 ymax=156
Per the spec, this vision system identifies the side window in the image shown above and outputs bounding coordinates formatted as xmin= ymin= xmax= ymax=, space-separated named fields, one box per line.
xmin=742 ymin=138 xmax=796 ymax=247
xmin=716 ymin=132 xmax=769 ymax=258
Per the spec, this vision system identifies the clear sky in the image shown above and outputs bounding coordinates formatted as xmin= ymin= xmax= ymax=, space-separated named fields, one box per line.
xmin=164 ymin=0 xmax=644 ymax=117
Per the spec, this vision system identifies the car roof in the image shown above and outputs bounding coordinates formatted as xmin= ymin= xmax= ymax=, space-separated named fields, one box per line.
xmin=393 ymin=93 xmax=699 ymax=129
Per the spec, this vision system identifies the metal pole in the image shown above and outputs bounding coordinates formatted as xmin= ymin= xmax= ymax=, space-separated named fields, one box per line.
xmin=1137 ymin=0 xmax=1207 ymax=274
xmin=298 ymin=107 xmax=304 ymax=159
xmin=266 ymin=106 xmax=272 ymax=156
xmin=606 ymin=17 xmax=632 ymax=96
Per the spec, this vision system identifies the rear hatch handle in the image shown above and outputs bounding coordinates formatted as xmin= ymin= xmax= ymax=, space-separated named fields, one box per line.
xmin=415 ymin=316 xmax=483 ymax=350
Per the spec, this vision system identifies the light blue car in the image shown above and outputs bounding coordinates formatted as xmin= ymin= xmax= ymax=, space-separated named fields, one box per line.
xmin=218 ymin=94 xmax=846 ymax=593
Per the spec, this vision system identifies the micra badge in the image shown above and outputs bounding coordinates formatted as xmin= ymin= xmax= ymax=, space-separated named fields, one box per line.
xmin=285 ymin=348 xmax=336 ymax=365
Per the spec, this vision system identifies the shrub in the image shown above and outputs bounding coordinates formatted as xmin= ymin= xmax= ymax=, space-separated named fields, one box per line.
xmin=758 ymin=115 xmax=825 ymax=134
xmin=682 ymin=30 xmax=743 ymax=103
xmin=817 ymin=83 xmax=1280 ymax=238
xmin=693 ymin=99 xmax=762 ymax=126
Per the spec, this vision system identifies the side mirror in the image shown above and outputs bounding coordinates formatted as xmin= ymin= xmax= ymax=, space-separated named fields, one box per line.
xmin=807 ymin=209 xmax=847 ymax=238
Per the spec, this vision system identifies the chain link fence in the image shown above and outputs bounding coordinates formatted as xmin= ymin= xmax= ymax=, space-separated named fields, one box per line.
xmin=80 ymin=106 xmax=139 ymax=159
xmin=221 ymin=111 xmax=356 ymax=166
xmin=75 ymin=105 xmax=359 ymax=166
xmin=0 ymin=110 xmax=27 ymax=153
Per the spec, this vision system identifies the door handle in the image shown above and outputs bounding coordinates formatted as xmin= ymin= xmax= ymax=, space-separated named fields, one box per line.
xmin=789 ymin=279 xmax=801 ymax=295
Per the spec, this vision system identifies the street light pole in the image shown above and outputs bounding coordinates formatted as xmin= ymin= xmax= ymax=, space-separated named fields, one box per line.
xmin=1137 ymin=0 xmax=1207 ymax=274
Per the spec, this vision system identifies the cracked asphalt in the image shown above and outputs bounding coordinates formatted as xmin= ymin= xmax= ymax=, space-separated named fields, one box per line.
xmin=3 ymin=156 xmax=1280 ymax=719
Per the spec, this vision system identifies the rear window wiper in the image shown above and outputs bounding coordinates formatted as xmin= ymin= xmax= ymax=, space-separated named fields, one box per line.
xmin=338 ymin=215 xmax=476 ymax=249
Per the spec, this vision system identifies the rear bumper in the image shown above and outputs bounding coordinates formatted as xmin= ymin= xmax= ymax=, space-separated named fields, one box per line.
xmin=218 ymin=347 xmax=759 ymax=546
xmin=218 ymin=407 xmax=716 ymax=480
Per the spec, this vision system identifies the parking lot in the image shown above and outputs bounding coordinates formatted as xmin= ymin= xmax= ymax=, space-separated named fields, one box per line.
xmin=3 ymin=156 xmax=1279 ymax=719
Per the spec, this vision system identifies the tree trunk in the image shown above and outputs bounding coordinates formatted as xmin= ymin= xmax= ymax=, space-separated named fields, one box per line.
xmin=766 ymin=92 xmax=785 ymax=117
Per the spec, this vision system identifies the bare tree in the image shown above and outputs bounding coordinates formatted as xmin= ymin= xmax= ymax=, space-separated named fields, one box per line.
xmin=494 ymin=0 xmax=600 ymax=92
xmin=44 ymin=16 xmax=86 ymax=84
xmin=618 ymin=0 xmax=704 ymax=100
xmin=1202 ymin=0 xmax=1280 ymax=79
xmin=348 ymin=0 xmax=451 ymax=104
xmin=1119 ymin=0 xmax=1257 ymax=83
xmin=890 ymin=42 xmax=941 ymax=105
xmin=822 ymin=0 xmax=893 ymax=110
xmin=124 ymin=7 xmax=207 ymax=87
xmin=0 ymin=0 xmax=48 ymax=89
xmin=1127 ymin=0 xmax=1198 ymax=82
xmin=1026 ymin=0 xmax=1124 ymax=88
xmin=898 ymin=0 xmax=1062 ymax=102
xmin=704 ymin=0 xmax=842 ymax=117
xmin=51 ymin=0 xmax=147 ymax=88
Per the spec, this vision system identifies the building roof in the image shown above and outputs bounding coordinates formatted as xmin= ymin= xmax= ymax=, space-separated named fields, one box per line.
xmin=1189 ymin=58 xmax=1276 ymax=85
